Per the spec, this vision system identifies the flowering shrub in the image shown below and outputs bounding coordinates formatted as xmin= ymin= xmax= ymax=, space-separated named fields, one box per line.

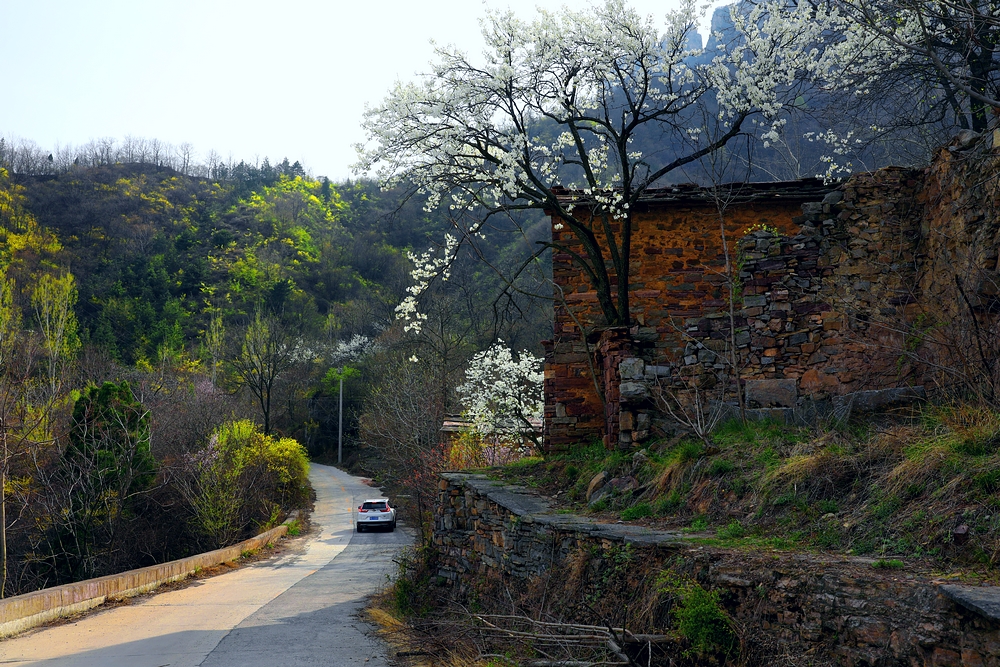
xmin=456 ymin=341 xmax=543 ymax=455
xmin=182 ymin=420 xmax=309 ymax=548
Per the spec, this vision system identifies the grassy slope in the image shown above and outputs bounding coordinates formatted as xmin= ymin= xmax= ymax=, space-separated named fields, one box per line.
xmin=495 ymin=404 xmax=1000 ymax=578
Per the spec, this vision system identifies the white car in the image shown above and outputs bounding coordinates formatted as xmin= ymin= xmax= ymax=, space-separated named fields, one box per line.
xmin=356 ymin=498 xmax=396 ymax=532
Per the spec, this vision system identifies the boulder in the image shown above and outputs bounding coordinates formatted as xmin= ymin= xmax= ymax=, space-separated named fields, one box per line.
xmin=832 ymin=386 xmax=926 ymax=416
xmin=631 ymin=449 xmax=650 ymax=472
xmin=745 ymin=378 xmax=798 ymax=408
xmin=607 ymin=475 xmax=638 ymax=493
xmin=586 ymin=471 xmax=609 ymax=502
xmin=821 ymin=191 xmax=844 ymax=206
xmin=588 ymin=485 xmax=611 ymax=508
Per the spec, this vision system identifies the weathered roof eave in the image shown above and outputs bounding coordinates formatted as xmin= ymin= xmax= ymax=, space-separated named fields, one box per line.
xmin=550 ymin=178 xmax=833 ymax=210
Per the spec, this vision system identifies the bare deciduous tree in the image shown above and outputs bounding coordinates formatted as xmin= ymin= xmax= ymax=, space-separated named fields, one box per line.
xmin=230 ymin=309 xmax=300 ymax=435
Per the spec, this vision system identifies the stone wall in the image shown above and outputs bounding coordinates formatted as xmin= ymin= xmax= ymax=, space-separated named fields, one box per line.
xmin=544 ymin=183 xmax=825 ymax=451
xmin=672 ymin=167 xmax=926 ymax=419
xmin=544 ymin=136 xmax=1000 ymax=450
xmin=434 ymin=472 xmax=1000 ymax=666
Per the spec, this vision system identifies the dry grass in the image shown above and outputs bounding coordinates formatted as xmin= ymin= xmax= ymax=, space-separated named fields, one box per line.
xmin=655 ymin=457 xmax=691 ymax=494
xmin=498 ymin=403 xmax=1000 ymax=571
xmin=366 ymin=591 xmax=483 ymax=667
xmin=763 ymin=451 xmax=836 ymax=488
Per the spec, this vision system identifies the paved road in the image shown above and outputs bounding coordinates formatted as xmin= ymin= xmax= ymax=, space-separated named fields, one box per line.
xmin=0 ymin=464 xmax=412 ymax=666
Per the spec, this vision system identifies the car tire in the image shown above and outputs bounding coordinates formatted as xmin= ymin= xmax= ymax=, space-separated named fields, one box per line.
xmin=389 ymin=521 xmax=396 ymax=532
xmin=356 ymin=523 xmax=363 ymax=533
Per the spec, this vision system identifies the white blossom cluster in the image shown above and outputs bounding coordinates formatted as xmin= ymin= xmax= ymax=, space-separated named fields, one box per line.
xmin=354 ymin=0 xmax=927 ymax=327
xmin=328 ymin=334 xmax=373 ymax=365
xmin=456 ymin=341 xmax=544 ymax=438
xmin=394 ymin=233 xmax=459 ymax=333
xmin=712 ymin=0 xmax=913 ymax=178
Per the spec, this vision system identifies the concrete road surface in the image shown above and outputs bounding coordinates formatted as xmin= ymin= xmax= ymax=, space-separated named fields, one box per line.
xmin=0 ymin=464 xmax=412 ymax=666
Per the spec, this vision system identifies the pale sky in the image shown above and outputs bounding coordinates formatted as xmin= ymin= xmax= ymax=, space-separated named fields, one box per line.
xmin=0 ymin=0 xmax=720 ymax=181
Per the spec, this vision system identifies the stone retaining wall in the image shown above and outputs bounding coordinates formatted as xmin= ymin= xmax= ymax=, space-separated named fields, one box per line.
xmin=434 ymin=472 xmax=1000 ymax=666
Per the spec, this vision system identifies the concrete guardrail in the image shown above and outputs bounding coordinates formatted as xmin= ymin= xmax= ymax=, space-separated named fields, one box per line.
xmin=0 ymin=515 xmax=298 ymax=639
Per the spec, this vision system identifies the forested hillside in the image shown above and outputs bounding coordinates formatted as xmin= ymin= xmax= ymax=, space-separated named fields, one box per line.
xmin=10 ymin=163 xmax=386 ymax=361
xmin=0 ymin=145 xmax=550 ymax=596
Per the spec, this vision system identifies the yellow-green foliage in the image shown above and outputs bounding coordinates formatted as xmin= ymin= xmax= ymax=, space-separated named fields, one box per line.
xmin=448 ymin=429 xmax=489 ymax=469
xmin=189 ymin=420 xmax=309 ymax=548
xmin=214 ymin=419 xmax=309 ymax=491
xmin=0 ymin=168 xmax=61 ymax=268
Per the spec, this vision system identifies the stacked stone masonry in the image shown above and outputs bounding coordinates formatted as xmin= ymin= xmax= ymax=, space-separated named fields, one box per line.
xmin=435 ymin=473 xmax=1000 ymax=666
xmin=545 ymin=135 xmax=1000 ymax=450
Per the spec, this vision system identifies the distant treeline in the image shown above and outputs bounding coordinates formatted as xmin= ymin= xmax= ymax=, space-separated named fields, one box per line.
xmin=0 ymin=133 xmax=315 ymax=187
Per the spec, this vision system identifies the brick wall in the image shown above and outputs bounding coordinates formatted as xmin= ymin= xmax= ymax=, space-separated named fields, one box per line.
xmin=544 ymin=184 xmax=823 ymax=451
xmin=545 ymin=136 xmax=1000 ymax=451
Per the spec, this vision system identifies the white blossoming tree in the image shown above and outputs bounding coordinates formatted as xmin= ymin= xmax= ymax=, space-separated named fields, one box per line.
xmin=833 ymin=0 xmax=1000 ymax=133
xmin=747 ymin=0 xmax=1000 ymax=174
xmin=356 ymin=0 xmax=866 ymax=329
xmin=456 ymin=341 xmax=543 ymax=449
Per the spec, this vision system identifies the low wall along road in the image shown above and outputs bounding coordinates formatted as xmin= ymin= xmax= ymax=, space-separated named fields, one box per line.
xmin=0 ymin=520 xmax=293 ymax=639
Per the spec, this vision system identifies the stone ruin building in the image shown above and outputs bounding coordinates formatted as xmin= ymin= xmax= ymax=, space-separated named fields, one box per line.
xmin=543 ymin=133 xmax=1000 ymax=452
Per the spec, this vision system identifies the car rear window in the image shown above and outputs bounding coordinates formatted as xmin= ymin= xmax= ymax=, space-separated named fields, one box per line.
xmin=362 ymin=502 xmax=388 ymax=510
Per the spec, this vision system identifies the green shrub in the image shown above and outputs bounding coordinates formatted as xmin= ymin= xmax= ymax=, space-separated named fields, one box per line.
xmin=974 ymin=469 xmax=1000 ymax=493
xmin=816 ymin=525 xmax=842 ymax=549
xmin=567 ymin=440 xmax=608 ymax=462
xmin=185 ymin=420 xmax=310 ymax=548
xmin=708 ymin=458 xmax=734 ymax=476
xmin=955 ymin=434 xmax=1000 ymax=456
xmin=755 ymin=447 xmax=782 ymax=470
xmin=816 ymin=499 xmax=839 ymax=514
xmin=504 ymin=455 xmax=544 ymax=469
xmin=717 ymin=520 xmax=745 ymax=540
xmin=656 ymin=490 xmax=684 ymax=515
xmin=689 ymin=516 xmax=709 ymax=531
xmin=621 ymin=502 xmax=653 ymax=521
xmin=713 ymin=418 xmax=801 ymax=447
xmin=393 ymin=575 xmax=424 ymax=616
xmin=66 ymin=381 xmax=156 ymax=492
xmin=674 ymin=439 xmax=703 ymax=463
xmin=872 ymin=558 xmax=905 ymax=569
xmin=772 ymin=491 xmax=797 ymax=507
xmin=55 ymin=381 xmax=157 ymax=581
xmin=873 ymin=495 xmax=902 ymax=520
xmin=484 ymin=658 xmax=518 ymax=667
xmin=852 ymin=538 xmax=875 ymax=555
xmin=658 ymin=573 xmax=736 ymax=656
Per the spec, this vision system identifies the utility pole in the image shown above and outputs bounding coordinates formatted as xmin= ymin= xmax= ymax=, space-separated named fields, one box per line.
xmin=338 ymin=373 xmax=343 ymax=465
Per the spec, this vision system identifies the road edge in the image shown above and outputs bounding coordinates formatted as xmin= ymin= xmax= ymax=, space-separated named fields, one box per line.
xmin=0 ymin=515 xmax=298 ymax=640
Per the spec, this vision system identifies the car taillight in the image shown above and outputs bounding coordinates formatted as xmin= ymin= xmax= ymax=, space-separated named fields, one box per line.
xmin=358 ymin=507 xmax=367 ymax=512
